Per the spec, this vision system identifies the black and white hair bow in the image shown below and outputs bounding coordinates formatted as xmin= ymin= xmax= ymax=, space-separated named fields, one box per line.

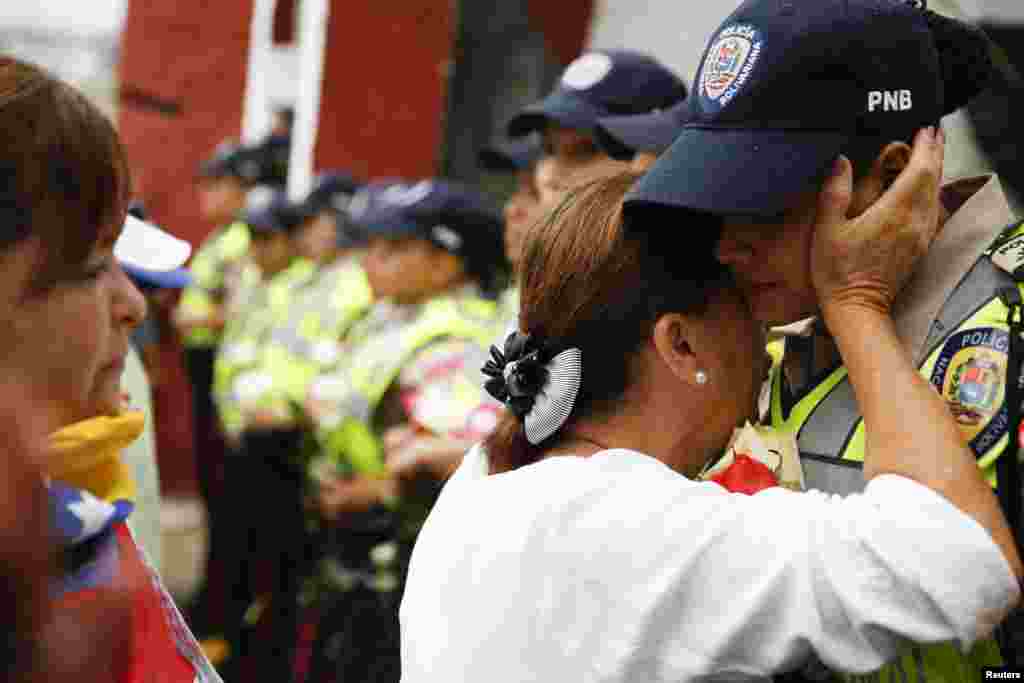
xmin=482 ymin=332 xmax=583 ymax=445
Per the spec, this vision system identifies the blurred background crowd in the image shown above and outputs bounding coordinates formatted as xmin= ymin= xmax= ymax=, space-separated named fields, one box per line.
xmin=5 ymin=0 xmax=1022 ymax=681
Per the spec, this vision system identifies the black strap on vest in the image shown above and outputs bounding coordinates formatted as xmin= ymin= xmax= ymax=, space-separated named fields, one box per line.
xmin=997 ymin=286 xmax=1024 ymax=665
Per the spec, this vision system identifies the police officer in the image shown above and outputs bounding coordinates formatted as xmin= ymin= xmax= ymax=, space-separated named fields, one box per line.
xmin=210 ymin=184 xmax=316 ymax=681
xmin=174 ymin=140 xmax=272 ymax=646
xmin=247 ymin=172 xmax=374 ymax=441
xmin=626 ymin=0 xmax=1019 ymax=679
xmin=301 ymin=180 xmax=506 ymax=683
xmin=508 ymin=49 xmax=686 ymax=211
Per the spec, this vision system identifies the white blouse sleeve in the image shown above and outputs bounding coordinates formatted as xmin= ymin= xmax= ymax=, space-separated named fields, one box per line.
xmin=617 ymin=474 xmax=1020 ymax=675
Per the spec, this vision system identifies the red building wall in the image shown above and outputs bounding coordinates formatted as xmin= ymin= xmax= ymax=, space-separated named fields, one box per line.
xmin=312 ymin=1 xmax=454 ymax=179
xmin=119 ymin=0 xmax=253 ymax=495
xmin=527 ymin=0 xmax=595 ymax=66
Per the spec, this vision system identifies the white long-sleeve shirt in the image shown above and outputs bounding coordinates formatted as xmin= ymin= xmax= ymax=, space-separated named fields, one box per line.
xmin=400 ymin=446 xmax=1018 ymax=682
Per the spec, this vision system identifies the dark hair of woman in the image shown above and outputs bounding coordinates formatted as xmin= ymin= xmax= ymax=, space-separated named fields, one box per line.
xmin=483 ymin=171 xmax=730 ymax=474
xmin=0 ymin=56 xmax=131 ymax=292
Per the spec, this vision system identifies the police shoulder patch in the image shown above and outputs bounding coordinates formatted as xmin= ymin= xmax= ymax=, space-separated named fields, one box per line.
xmin=699 ymin=23 xmax=764 ymax=110
xmin=929 ymin=327 xmax=1010 ymax=456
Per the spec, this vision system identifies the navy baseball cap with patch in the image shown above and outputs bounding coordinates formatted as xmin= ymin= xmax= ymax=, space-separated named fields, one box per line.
xmin=595 ymin=98 xmax=689 ymax=160
xmin=506 ymin=50 xmax=687 ymax=138
xmin=349 ymin=179 xmax=505 ymax=270
xmin=478 ymin=136 xmax=543 ymax=173
xmin=627 ymin=0 xmax=990 ymax=217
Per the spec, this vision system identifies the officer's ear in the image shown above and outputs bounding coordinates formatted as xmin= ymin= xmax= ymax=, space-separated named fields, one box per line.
xmin=876 ymin=142 xmax=912 ymax=190
xmin=652 ymin=313 xmax=704 ymax=388
xmin=847 ymin=141 xmax=913 ymax=218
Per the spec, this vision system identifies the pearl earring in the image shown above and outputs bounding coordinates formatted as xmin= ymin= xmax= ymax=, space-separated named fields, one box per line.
xmin=695 ymin=370 xmax=708 ymax=385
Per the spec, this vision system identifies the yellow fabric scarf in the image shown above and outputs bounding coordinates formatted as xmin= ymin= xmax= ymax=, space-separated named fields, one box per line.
xmin=47 ymin=412 xmax=144 ymax=506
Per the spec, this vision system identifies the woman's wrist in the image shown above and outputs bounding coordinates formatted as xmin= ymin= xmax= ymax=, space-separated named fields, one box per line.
xmin=820 ymin=300 xmax=892 ymax=341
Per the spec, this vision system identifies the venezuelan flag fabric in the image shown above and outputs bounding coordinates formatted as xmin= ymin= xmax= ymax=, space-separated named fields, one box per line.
xmin=48 ymin=412 xmax=221 ymax=683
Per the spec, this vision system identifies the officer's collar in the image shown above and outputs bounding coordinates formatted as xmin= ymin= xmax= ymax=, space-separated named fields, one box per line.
xmin=774 ymin=176 xmax=1016 ymax=361
xmin=892 ymin=173 xmax=1016 ymax=365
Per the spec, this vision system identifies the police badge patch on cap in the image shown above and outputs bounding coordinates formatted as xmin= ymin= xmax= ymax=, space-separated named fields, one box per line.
xmin=930 ymin=327 xmax=1010 ymax=456
xmin=699 ymin=24 xmax=764 ymax=111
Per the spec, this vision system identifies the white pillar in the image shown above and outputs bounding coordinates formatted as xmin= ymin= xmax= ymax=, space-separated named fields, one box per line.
xmin=241 ymin=0 xmax=277 ymax=144
xmin=287 ymin=0 xmax=330 ymax=201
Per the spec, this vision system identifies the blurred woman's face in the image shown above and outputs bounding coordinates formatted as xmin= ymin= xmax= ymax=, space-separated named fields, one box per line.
xmin=503 ymin=169 xmax=542 ymax=269
xmin=0 ymin=223 xmax=147 ymax=430
xmin=198 ymin=176 xmax=247 ymax=225
xmin=248 ymin=231 xmax=293 ymax=276
xmin=363 ymin=237 xmax=464 ymax=302
xmin=536 ymin=155 xmax=631 ymax=219
xmin=295 ymin=212 xmax=338 ymax=264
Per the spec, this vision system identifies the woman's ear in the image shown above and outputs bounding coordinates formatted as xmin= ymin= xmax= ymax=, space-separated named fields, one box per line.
xmin=652 ymin=314 xmax=703 ymax=388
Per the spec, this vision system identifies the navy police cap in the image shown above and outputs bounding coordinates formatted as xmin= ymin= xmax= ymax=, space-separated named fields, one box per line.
xmin=348 ymin=179 xmax=504 ymax=268
xmin=626 ymin=0 xmax=967 ymax=217
xmin=507 ymin=50 xmax=687 ymax=138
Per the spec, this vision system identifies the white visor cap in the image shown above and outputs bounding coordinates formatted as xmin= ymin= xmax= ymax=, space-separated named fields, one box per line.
xmin=115 ymin=214 xmax=192 ymax=272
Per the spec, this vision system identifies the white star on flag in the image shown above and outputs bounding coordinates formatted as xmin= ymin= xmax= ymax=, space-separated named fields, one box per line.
xmin=67 ymin=491 xmax=116 ymax=543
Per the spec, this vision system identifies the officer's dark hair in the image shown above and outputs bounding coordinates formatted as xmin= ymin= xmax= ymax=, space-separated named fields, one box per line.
xmin=843 ymin=8 xmax=995 ymax=181
xmin=0 ymin=56 xmax=131 ymax=291
xmin=484 ymin=171 xmax=730 ymax=474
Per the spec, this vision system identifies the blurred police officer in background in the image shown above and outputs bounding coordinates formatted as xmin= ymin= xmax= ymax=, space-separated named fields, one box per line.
xmin=507 ymin=49 xmax=686 ymax=214
xmin=210 ymin=183 xmax=318 ymax=680
xmin=175 ymin=138 xmax=287 ymax=646
xmin=298 ymin=179 xmax=505 ymax=683
xmin=212 ymin=172 xmax=372 ymax=681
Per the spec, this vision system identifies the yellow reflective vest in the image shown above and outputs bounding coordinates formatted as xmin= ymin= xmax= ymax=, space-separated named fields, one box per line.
xmin=242 ymin=259 xmax=375 ymax=426
xmin=176 ymin=222 xmax=251 ymax=348
xmin=307 ymin=291 xmax=499 ymax=481
xmin=213 ymin=258 xmax=316 ymax=437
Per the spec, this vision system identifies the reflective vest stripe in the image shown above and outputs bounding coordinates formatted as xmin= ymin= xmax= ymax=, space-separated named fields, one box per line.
xmin=796 ymin=373 xmax=860 ymax=460
xmin=800 ymin=453 xmax=865 ymax=497
xmin=919 ymin=258 xmax=1012 ymax=366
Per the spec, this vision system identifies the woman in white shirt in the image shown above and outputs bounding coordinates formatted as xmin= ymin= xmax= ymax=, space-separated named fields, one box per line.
xmin=399 ymin=129 xmax=1023 ymax=681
